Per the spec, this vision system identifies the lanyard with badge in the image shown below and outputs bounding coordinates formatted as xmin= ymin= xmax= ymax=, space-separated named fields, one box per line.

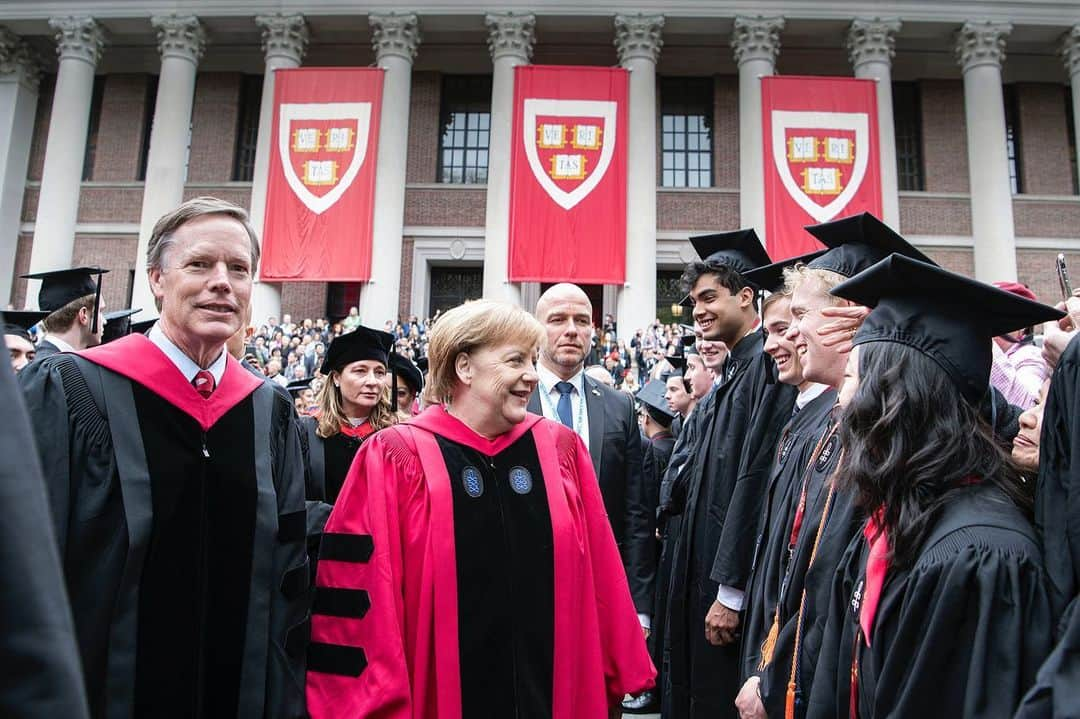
xmin=537 ymin=379 xmax=587 ymax=437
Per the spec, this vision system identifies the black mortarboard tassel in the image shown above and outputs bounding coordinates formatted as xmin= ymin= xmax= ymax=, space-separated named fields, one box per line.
xmin=22 ymin=266 xmax=109 ymax=333
xmin=805 ymin=212 xmax=936 ymax=279
xmin=688 ymin=229 xmax=773 ymax=278
xmin=831 ymin=253 xmax=1065 ymax=404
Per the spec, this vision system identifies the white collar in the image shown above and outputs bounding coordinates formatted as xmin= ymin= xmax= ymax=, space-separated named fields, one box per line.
xmin=42 ymin=334 xmax=77 ymax=353
xmin=148 ymin=322 xmax=228 ymax=385
xmin=796 ymin=382 xmax=830 ymax=410
xmin=537 ymin=362 xmax=585 ymax=394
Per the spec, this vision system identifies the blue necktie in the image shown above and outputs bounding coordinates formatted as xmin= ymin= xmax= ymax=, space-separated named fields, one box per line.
xmin=555 ymin=381 xmax=575 ymax=428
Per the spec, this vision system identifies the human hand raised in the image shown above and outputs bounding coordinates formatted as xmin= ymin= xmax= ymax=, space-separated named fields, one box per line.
xmin=816 ymin=305 xmax=871 ymax=354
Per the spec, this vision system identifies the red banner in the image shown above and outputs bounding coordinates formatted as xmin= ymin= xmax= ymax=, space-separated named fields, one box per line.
xmin=260 ymin=68 xmax=382 ymax=281
xmin=508 ymin=66 xmax=628 ymax=284
xmin=761 ymin=76 xmax=882 ymax=259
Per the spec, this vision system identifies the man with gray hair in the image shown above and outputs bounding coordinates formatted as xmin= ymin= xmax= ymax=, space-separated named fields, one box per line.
xmin=20 ymin=197 xmax=312 ymax=718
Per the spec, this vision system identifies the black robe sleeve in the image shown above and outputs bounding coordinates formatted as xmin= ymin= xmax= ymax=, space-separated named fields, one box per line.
xmin=1 ymin=360 xmax=90 ymax=718
xmin=1014 ymin=596 xmax=1080 ymax=718
xmin=621 ymin=391 xmax=654 ymax=613
xmin=1035 ymin=333 xmax=1080 ymax=622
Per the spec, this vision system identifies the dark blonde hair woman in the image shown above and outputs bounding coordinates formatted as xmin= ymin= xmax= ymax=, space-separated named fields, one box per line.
xmin=306 ymin=300 xmax=655 ymax=719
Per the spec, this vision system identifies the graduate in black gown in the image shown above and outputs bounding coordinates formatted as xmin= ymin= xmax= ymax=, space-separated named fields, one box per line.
xmin=806 ymin=254 xmax=1061 ymax=719
xmin=299 ymin=327 xmax=398 ymax=505
xmin=663 ymin=230 xmax=797 ymax=718
xmin=19 ymin=197 xmax=311 ymax=718
xmin=3 ymin=309 xmax=47 ymax=372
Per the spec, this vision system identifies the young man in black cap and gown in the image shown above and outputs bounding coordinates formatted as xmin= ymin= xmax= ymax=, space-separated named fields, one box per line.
xmin=21 ymin=266 xmax=107 ymax=360
xmin=19 ymin=198 xmax=312 ymax=718
xmin=3 ymin=310 xmax=47 ymax=372
xmin=662 ymin=230 xmax=797 ymax=719
xmin=805 ymin=253 xmax=1060 ymax=719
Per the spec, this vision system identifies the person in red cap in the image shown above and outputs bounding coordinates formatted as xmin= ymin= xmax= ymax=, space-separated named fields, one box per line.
xmin=990 ymin=281 xmax=1050 ymax=409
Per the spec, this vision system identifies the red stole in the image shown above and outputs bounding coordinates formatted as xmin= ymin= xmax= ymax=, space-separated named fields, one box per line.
xmin=79 ymin=333 xmax=263 ymax=431
xmin=340 ymin=421 xmax=376 ymax=441
xmin=860 ymin=510 xmax=890 ymax=647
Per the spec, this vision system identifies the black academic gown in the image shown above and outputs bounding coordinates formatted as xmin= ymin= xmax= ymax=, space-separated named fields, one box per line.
xmin=643 ymin=430 xmax=676 ymax=690
xmin=1034 ymin=333 xmax=1080 ymax=624
xmin=806 ymin=484 xmax=1053 ymax=719
xmin=31 ymin=338 xmax=62 ymax=361
xmin=739 ymin=389 xmax=836 ymax=681
xmin=299 ymin=415 xmax=372 ymax=505
xmin=1014 ymin=596 xmax=1080 ymax=718
xmin=19 ymin=335 xmax=312 ymax=719
xmin=663 ymin=330 xmax=797 ymax=718
xmin=0 ymin=358 xmax=89 ymax=718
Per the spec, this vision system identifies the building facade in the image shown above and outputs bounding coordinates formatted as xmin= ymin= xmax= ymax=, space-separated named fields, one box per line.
xmin=1 ymin=1 xmax=1079 ymax=332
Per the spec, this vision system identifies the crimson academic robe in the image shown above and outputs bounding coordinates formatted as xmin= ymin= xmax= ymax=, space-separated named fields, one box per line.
xmin=806 ymin=484 xmax=1052 ymax=719
xmin=306 ymin=406 xmax=655 ymax=719
xmin=19 ymin=334 xmax=311 ymax=719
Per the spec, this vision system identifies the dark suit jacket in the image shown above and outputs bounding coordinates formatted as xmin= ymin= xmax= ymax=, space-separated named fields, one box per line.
xmin=529 ymin=372 xmax=651 ymax=612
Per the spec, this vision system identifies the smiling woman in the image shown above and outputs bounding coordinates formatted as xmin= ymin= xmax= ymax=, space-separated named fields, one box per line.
xmin=306 ymin=300 xmax=656 ymax=719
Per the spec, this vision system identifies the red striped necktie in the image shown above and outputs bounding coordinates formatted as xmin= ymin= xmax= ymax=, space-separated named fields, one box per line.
xmin=192 ymin=369 xmax=216 ymax=399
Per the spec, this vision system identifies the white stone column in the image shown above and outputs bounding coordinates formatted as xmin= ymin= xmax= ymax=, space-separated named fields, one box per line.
xmin=732 ymin=16 xmax=783 ymax=243
xmin=847 ymin=18 xmax=902 ymax=229
xmin=1064 ymin=26 xmax=1080 ymax=196
xmin=615 ymin=14 xmax=663 ymax=335
xmin=130 ymin=15 xmax=207 ymax=314
xmin=249 ymin=13 xmax=309 ymax=326
xmin=26 ymin=17 xmax=105 ymax=307
xmin=481 ymin=12 xmax=534 ymax=306
xmin=956 ymin=21 xmax=1017 ymax=282
xmin=362 ymin=12 xmax=420 ymax=327
xmin=0 ymin=28 xmax=39 ymax=305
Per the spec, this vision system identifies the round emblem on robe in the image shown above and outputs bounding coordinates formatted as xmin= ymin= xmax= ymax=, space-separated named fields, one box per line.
xmin=462 ymin=466 xmax=484 ymax=498
xmin=509 ymin=466 xmax=533 ymax=495
xmin=816 ymin=435 xmax=840 ymax=473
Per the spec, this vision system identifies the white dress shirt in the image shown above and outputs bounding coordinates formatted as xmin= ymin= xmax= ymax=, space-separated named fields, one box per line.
xmin=41 ymin=334 xmax=76 ymax=353
xmin=148 ymin=322 xmax=227 ymax=386
xmin=536 ymin=362 xmax=590 ymax=443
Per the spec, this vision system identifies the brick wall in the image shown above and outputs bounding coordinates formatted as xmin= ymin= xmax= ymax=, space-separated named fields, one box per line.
xmin=73 ymin=234 xmax=140 ymax=309
xmin=92 ymin=74 xmax=150 ymax=181
xmin=280 ymin=282 xmax=328 ymax=321
xmin=398 ymin=236 xmax=414 ymax=318
xmin=657 ymin=190 xmax=738 ymax=230
xmin=920 ymin=80 xmax=969 ymax=193
xmin=187 ymin=73 xmax=242 ymax=183
xmin=404 ymin=187 xmax=486 ymax=226
xmin=714 ymin=75 xmax=739 ymax=188
xmin=407 ymin=72 xmax=441 ymax=183
xmin=1013 ymin=198 xmax=1080 ymax=238
xmin=1018 ymin=249 xmax=1080 ymax=304
xmin=9 ymin=233 xmax=32 ymax=307
xmin=898 ymin=195 xmax=972 ymax=236
xmin=26 ymin=74 xmax=54 ymax=182
xmin=1016 ymin=83 xmax=1074 ymax=196
xmin=921 ymin=247 xmax=974 ymax=276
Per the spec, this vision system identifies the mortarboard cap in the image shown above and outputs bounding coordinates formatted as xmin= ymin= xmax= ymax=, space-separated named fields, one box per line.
xmin=688 ymin=229 xmax=773 ymax=277
xmin=390 ymin=353 xmax=424 ymax=394
xmin=678 ymin=293 xmax=695 ymax=309
xmin=805 ymin=213 xmax=935 ymax=279
xmin=2 ymin=310 xmax=48 ymax=343
xmin=22 ymin=267 xmax=108 ymax=332
xmin=831 ymin=253 xmax=1065 ymax=404
xmin=678 ymin=326 xmax=700 ymax=357
xmin=415 ymin=356 xmax=429 ymax=374
xmin=637 ymin=379 xmax=677 ymax=422
xmin=131 ymin=318 xmax=157 ymax=336
xmin=743 ymin=249 xmax=828 ymax=293
xmin=285 ymin=379 xmax=312 ymax=397
xmin=101 ymin=308 xmax=141 ymax=344
xmin=320 ymin=325 xmax=395 ymax=375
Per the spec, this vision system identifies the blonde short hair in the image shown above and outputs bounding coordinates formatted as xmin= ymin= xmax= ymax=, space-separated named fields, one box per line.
xmin=782 ymin=264 xmax=847 ymax=306
xmin=423 ymin=300 xmax=544 ymax=405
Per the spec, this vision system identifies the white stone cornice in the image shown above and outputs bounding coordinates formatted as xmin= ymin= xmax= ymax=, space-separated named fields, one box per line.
xmin=370 ymin=12 xmax=420 ymax=63
xmin=256 ymin=13 xmax=309 ymax=64
xmin=731 ymin=16 xmax=784 ymax=67
xmin=1062 ymin=25 xmax=1080 ymax=79
xmin=485 ymin=12 xmax=535 ymax=63
xmin=151 ymin=14 xmax=207 ymax=64
xmin=846 ymin=18 xmax=901 ymax=69
xmin=0 ymin=26 xmax=41 ymax=90
xmin=614 ymin=13 xmax=664 ymax=65
xmin=48 ymin=16 xmax=105 ymax=66
xmin=955 ymin=21 xmax=1011 ymax=72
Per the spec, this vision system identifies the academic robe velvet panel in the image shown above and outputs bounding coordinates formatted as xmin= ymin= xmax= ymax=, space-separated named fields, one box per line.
xmin=739 ymin=390 xmax=836 ymax=681
xmin=663 ymin=330 xmax=796 ymax=719
xmin=527 ymin=375 xmax=652 ymax=613
xmin=805 ymin=484 xmax=1053 ymax=719
xmin=0 ymin=359 xmax=89 ymax=718
xmin=1034 ymin=333 xmax=1080 ymax=624
xmin=18 ymin=335 xmax=312 ymax=719
xmin=306 ymin=406 xmax=655 ymax=719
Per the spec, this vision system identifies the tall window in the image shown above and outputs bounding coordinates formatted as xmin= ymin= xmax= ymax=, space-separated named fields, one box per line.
xmin=437 ymin=75 xmax=491 ymax=184
xmin=136 ymin=75 xmax=158 ymax=182
xmin=660 ymin=77 xmax=713 ymax=188
xmin=232 ymin=74 xmax=263 ymax=182
xmin=656 ymin=270 xmax=685 ymax=325
xmin=1004 ymin=84 xmax=1023 ymax=194
xmin=892 ymin=81 xmax=925 ymax=192
xmin=81 ymin=75 xmax=106 ymax=180
xmin=430 ymin=267 xmax=483 ymax=316
xmin=1067 ymin=87 xmax=1078 ymax=196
